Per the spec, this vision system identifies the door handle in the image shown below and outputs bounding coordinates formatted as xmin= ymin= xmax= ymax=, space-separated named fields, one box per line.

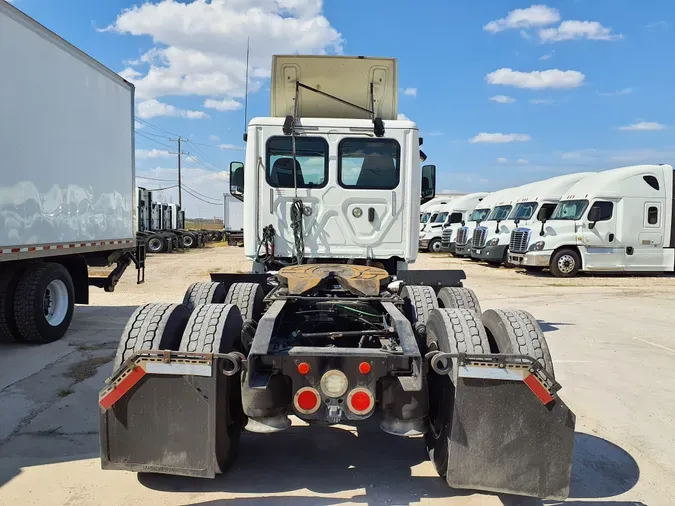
xmin=368 ymin=208 xmax=375 ymax=222
xmin=608 ymin=233 xmax=614 ymax=243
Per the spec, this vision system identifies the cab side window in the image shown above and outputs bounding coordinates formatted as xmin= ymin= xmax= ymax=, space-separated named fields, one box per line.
xmin=589 ymin=201 xmax=613 ymax=221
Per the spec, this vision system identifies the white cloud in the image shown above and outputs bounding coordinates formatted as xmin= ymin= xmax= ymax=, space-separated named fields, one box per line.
xmin=218 ymin=144 xmax=246 ymax=151
xmin=517 ymin=158 xmax=529 ymax=164
xmin=136 ymin=148 xmax=172 ymax=159
xmin=484 ymin=5 xmax=560 ymax=33
xmin=137 ymin=99 xmax=208 ymax=119
xmin=209 ymin=135 xmax=220 ymax=142
xmin=530 ymin=98 xmax=555 ymax=105
xmin=646 ymin=21 xmax=669 ymax=32
xmin=618 ymin=121 xmax=668 ymax=132
xmin=540 ymin=21 xmax=622 ymax=43
xmin=486 ymin=68 xmax=585 ymax=89
xmin=489 ymin=95 xmax=516 ymax=104
xmin=470 ymin=133 xmax=532 ymax=144
xmin=106 ymin=0 xmax=342 ymax=103
xmin=539 ymin=51 xmax=554 ymax=61
xmin=397 ymin=113 xmax=410 ymax=121
xmin=496 ymin=157 xmax=508 ymax=163
xmin=135 ymin=121 xmax=143 ymax=130
xmin=598 ymin=88 xmax=632 ymax=97
xmin=403 ymin=88 xmax=417 ymax=97
xmin=204 ymin=98 xmax=243 ymax=112
xmin=426 ymin=131 xmax=444 ymax=137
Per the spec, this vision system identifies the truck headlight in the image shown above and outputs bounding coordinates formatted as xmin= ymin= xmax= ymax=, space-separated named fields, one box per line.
xmin=529 ymin=241 xmax=545 ymax=251
xmin=487 ymin=238 xmax=499 ymax=247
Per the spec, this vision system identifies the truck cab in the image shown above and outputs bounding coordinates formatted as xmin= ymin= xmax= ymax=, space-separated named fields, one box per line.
xmin=437 ymin=193 xmax=488 ymax=254
xmin=519 ymin=164 xmax=674 ymax=277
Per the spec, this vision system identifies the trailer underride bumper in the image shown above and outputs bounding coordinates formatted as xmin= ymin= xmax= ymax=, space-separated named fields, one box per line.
xmin=99 ymin=347 xmax=575 ymax=499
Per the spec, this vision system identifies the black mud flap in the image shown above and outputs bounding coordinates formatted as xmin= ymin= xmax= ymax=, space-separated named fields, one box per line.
xmin=100 ymin=362 xmax=219 ymax=478
xmin=446 ymin=373 xmax=576 ymax=500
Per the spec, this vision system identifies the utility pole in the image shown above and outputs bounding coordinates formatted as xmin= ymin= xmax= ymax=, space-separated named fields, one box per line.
xmin=169 ymin=138 xmax=188 ymax=208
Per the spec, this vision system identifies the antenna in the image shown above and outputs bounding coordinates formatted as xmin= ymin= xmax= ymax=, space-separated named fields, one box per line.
xmin=243 ymin=37 xmax=250 ymax=142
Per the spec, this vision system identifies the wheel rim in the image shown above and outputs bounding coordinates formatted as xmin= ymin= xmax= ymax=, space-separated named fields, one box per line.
xmin=148 ymin=238 xmax=162 ymax=251
xmin=43 ymin=279 xmax=69 ymax=326
xmin=557 ymin=254 xmax=576 ymax=274
xmin=431 ymin=241 xmax=442 ymax=253
xmin=184 ymin=236 xmax=193 ymax=247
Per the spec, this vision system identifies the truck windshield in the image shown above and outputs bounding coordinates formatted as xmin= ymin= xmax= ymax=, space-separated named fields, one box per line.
xmin=487 ymin=205 xmax=512 ymax=221
xmin=551 ymin=200 xmax=588 ymax=220
xmin=433 ymin=212 xmax=449 ymax=223
xmin=469 ymin=208 xmax=490 ymax=222
xmin=510 ymin=202 xmax=537 ymax=220
xmin=421 ymin=213 xmax=430 ymax=223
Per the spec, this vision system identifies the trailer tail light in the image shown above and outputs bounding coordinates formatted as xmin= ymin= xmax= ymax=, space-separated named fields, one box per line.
xmin=358 ymin=362 xmax=371 ymax=375
xmin=347 ymin=388 xmax=374 ymax=415
xmin=297 ymin=362 xmax=310 ymax=375
xmin=294 ymin=387 xmax=321 ymax=414
xmin=320 ymin=370 xmax=349 ymax=398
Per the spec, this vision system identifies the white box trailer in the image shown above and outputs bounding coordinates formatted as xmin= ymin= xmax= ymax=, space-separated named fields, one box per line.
xmin=0 ymin=2 xmax=144 ymax=344
xmin=223 ymin=194 xmax=244 ymax=245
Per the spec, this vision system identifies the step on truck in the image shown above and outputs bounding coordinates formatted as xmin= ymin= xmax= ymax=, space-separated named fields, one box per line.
xmin=0 ymin=2 xmax=145 ymax=344
xmin=99 ymin=55 xmax=575 ymax=500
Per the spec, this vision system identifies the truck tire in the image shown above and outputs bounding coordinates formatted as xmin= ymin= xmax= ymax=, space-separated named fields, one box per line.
xmin=424 ymin=309 xmax=490 ymax=479
xmin=436 ymin=287 xmax=481 ymax=315
xmin=224 ymin=283 xmax=265 ymax=352
xmin=481 ymin=308 xmax=554 ymax=378
xmin=401 ymin=285 xmax=438 ymax=349
xmin=146 ymin=235 xmax=165 ymax=254
xmin=550 ymin=248 xmax=580 ymax=278
xmin=180 ymin=303 xmax=244 ymax=472
xmin=112 ymin=303 xmax=190 ymax=372
xmin=0 ymin=266 xmax=26 ymax=343
xmin=182 ymin=234 xmax=195 ymax=248
xmin=428 ymin=238 xmax=442 ymax=253
xmin=182 ymin=282 xmax=227 ymax=311
xmin=13 ymin=263 xmax=75 ymax=344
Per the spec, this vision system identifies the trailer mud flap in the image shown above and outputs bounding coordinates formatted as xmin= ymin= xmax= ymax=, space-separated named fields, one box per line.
xmin=99 ymin=361 xmax=219 ymax=478
xmin=446 ymin=371 xmax=575 ymax=500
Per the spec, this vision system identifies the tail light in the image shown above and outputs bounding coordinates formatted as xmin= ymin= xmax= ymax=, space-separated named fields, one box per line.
xmin=294 ymin=387 xmax=321 ymax=414
xmin=347 ymin=388 xmax=374 ymax=415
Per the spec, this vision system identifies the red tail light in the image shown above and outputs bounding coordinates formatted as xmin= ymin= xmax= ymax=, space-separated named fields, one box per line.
xmin=294 ymin=387 xmax=321 ymax=414
xmin=347 ymin=388 xmax=374 ymax=415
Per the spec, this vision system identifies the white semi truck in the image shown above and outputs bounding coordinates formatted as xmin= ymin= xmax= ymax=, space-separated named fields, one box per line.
xmin=433 ymin=192 xmax=488 ymax=253
xmin=100 ymin=54 xmax=575 ymax=501
xmin=0 ymin=2 xmax=144 ymax=344
xmin=512 ymin=164 xmax=674 ymax=277
xmin=475 ymin=173 xmax=594 ymax=266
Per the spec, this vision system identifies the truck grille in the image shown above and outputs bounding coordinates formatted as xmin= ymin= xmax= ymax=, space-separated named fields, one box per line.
xmin=473 ymin=227 xmax=488 ymax=249
xmin=456 ymin=227 xmax=468 ymax=246
xmin=510 ymin=228 xmax=531 ymax=254
xmin=441 ymin=227 xmax=453 ymax=245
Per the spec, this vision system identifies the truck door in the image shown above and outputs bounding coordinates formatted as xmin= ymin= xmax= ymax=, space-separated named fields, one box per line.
xmin=624 ymin=201 xmax=666 ymax=270
xmin=581 ymin=200 xmax=622 ymax=270
xmin=261 ymin=132 xmax=406 ymax=259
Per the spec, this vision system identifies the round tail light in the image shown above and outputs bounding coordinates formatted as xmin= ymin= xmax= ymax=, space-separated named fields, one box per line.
xmin=294 ymin=387 xmax=321 ymax=414
xmin=347 ymin=388 xmax=374 ymax=415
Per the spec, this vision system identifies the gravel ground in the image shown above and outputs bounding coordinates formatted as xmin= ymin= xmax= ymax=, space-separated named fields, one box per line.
xmin=1 ymin=245 xmax=673 ymax=505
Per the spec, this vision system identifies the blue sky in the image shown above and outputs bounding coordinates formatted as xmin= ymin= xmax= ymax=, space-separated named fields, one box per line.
xmin=8 ymin=0 xmax=675 ymax=215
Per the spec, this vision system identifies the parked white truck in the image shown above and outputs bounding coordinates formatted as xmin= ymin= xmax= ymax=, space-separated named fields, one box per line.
xmin=223 ymin=193 xmax=244 ymax=245
xmin=511 ymin=164 xmax=674 ymax=277
xmin=453 ymin=189 xmax=512 ymax=258
xmin=475 ymin=173 xmax=594 ymax=266
xmin=431 ymin=193 xmax=488 ymax=253
xmin=0 ymin=2 xmax=144 ymax=343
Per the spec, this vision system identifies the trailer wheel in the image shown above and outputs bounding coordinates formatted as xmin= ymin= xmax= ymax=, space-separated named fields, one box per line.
xmin=180 ymin=303 xmax=244 ymax=472
xmin=481 ymin=308 xmax=554 ymax=378
xmin=0 ymin=266 xmax=26 ymax=343
xmin=424 ymin=309 xmax=490 ymax=479
xmin=401 ymin=285 xmax=438 ymax=349
xmin=112 ymin=303 xmax=190 ymax=372
xmin=13 ymin=263 xmax=75 ymax=344
xmin=224 ymin=283 xmax=264 ymax=351
xmin=182 ymin=282 xmax=227 ymax=311
xmin=436 ymin=287 xmax=481 ymax=315
xmin=146 ymin=235 xmax=165 ymax=254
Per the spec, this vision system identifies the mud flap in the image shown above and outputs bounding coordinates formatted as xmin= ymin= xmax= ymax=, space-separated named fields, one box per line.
xmin=99 ymin=362 xmax=219 ymax=478
xmin=446 ymin=372 xmax=576 ymax=500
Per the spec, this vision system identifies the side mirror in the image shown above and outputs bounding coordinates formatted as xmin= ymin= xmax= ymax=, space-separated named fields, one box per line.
xmin=421 ymin=164 xmax=436 ymax=205
xmin=230 ymin=161 xmax=244 ymax=202
xmin=588 ymin=206 xmax=600 ymax=229
xmin=537 ymin=207 xmax=550 ymax=222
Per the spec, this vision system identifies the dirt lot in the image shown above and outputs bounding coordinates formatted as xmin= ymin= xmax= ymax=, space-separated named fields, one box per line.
xmin=1 ymin=246 xmax=674 ymax=505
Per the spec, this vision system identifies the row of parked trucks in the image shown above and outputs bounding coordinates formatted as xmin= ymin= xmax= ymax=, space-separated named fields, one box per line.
xmin=420 ymin=164 xmax=675 ymax=277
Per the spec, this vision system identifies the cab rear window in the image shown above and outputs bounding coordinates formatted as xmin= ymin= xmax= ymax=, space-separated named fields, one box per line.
xmin=266 ymin=136 xmax=329 ymax=188
xmin=338 ymin=138 xmax=400 ymax=189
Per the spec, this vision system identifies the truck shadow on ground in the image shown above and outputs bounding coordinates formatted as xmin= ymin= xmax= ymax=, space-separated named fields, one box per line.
xmin=536 ymin=321 xmax=573 ymax=333
xmin=139 ymin=426 xmax=641 ymax=506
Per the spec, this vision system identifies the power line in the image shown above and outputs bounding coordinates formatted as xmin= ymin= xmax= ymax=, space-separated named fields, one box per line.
xmin=135 ymin=117 xmax=181 ymax=138
xmin=183 ymin=186 xmax=223 ymax=205
xmin=136 ymin=131 xmax=174 ymax=150
xmin=183 ymin=183 xmax=222 ymax=202
xmin=186 ymin=142 xmax=222 ymax=172
xmin=135 ymin=130 xmax=173 ymax=140
xmin=187 ymin=154 xmax=219 ymax=173
xmin=145 ymin=184 xmax=178 ymax=191
xmin=136 ymin=175 xmax=176 ymax=182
